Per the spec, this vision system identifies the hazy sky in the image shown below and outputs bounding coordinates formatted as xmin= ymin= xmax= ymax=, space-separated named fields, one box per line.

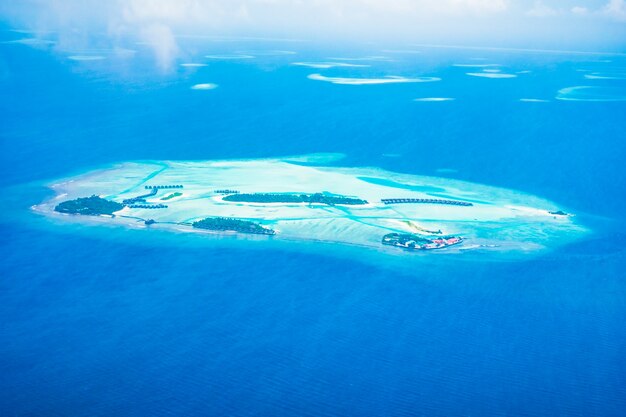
xmin=1 ymin=1 xmax=625 ymax=68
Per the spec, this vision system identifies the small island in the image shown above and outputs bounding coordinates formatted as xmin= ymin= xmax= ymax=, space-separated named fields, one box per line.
xmin=192 ymin=217 xmax=275 ymax=235
xmin=222 ymin=192 xmax=368 ymax=205
xmin=161 ymin=192 xmax=183 ymax=201
xmin=54 ymin=195 xmax=124 ymax=216
xmin=382 ymin=233 xmax=463 ymax=250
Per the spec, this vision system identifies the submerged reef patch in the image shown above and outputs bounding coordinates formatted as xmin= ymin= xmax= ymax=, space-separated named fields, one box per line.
xmin=557 ymin=86 xmax=626 ymax=102
xmin=308 ymin=74 xmax=440 ymax=85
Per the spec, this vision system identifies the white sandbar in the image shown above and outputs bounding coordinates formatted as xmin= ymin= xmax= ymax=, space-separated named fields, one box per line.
xmin=191 ymin=83 xmax=218 ymax=90
xmin=466 ymin=72 xmax=517 ymax=79
xmin=292 ymin=62 xmax=370 ymax=69
xmin=68 ymin=55 xmax=106 ymax=61
xmin=414 ymin=98 xmax=455 ymax=102
xmin=308 ymin=74 xmax=440 ymax=85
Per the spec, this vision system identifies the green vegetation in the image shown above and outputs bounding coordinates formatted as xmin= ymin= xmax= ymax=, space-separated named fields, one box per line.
xmin=161 ymin=192 xmax=182 ymax=201
xmin=222 ymin=192 xmax=367 ymax=205
xmin=382 ymin=233 xmax=463 ymax=250
xmin=54 ymin=195 xmax=124 ymax=216
xmin=192 ymin=217 xmax=275 ymax=235
xmin=382 ymin=233 xmax=433 ymax=246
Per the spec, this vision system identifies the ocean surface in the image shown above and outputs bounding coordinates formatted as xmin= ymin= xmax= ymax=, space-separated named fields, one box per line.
xmin=1 ymin=28 xmax=626 ymax=416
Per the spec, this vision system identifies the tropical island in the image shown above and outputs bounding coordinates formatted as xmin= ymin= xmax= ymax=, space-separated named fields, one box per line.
xmin=37 ymin=155 xmax=586 ymax=254
xmin=382 ymin=233 xmax=463 ymax=250
xmin=54 ymin=195 xmax=124 ymax=216
xmin=192 ymin=217 xmax=275 ymax=235
xmin=222 ymin=192 xmax=367 ymax=205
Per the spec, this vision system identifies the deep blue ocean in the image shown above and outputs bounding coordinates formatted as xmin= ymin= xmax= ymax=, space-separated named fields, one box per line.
xmin=1 ymin=28 xmax=626 ymax=416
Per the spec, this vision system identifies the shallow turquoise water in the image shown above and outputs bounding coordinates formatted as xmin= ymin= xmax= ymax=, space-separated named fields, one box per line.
xmin=357 ymin=176 xmax=447 ymax=193
xmin=1 ymin=29 xmax=625 ymax=416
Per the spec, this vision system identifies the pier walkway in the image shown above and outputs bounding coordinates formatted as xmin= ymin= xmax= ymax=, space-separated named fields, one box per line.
xmin=145 ymin=185 xmax=183 ymax=189
xmin=127 ymin=204 xmax=168 ymax=209
xmin=123 ymin=188 xmax=158 ymax=204
xmin=381 ymin=198 xmax=473 ymax=207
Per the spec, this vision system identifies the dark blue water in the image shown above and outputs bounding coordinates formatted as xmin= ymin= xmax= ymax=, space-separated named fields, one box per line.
xmin=1 ymin=30 xmax=626 ymax=416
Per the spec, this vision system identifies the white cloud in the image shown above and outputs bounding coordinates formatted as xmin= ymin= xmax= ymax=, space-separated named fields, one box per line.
xmin=451 ymin=0 xmax=508 ymax=14
xmin=137 ymin=23 xmax=178 ymax=71
xmin=0 ymin=0 xmax=516 ymax=71
xmin=602 ymin=0 xmax=626 ymax=21
xmin=0 ymin=0 xmax=624 ymax=71
xmin=526 ymin=1 xmax=558 ymax=17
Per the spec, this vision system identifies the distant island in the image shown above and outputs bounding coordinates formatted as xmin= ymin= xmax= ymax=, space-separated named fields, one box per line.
xmin=192 ymin=217 xmax=275 ymax=235
xmin=38 ymin=156 xmax=586 ymax=254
